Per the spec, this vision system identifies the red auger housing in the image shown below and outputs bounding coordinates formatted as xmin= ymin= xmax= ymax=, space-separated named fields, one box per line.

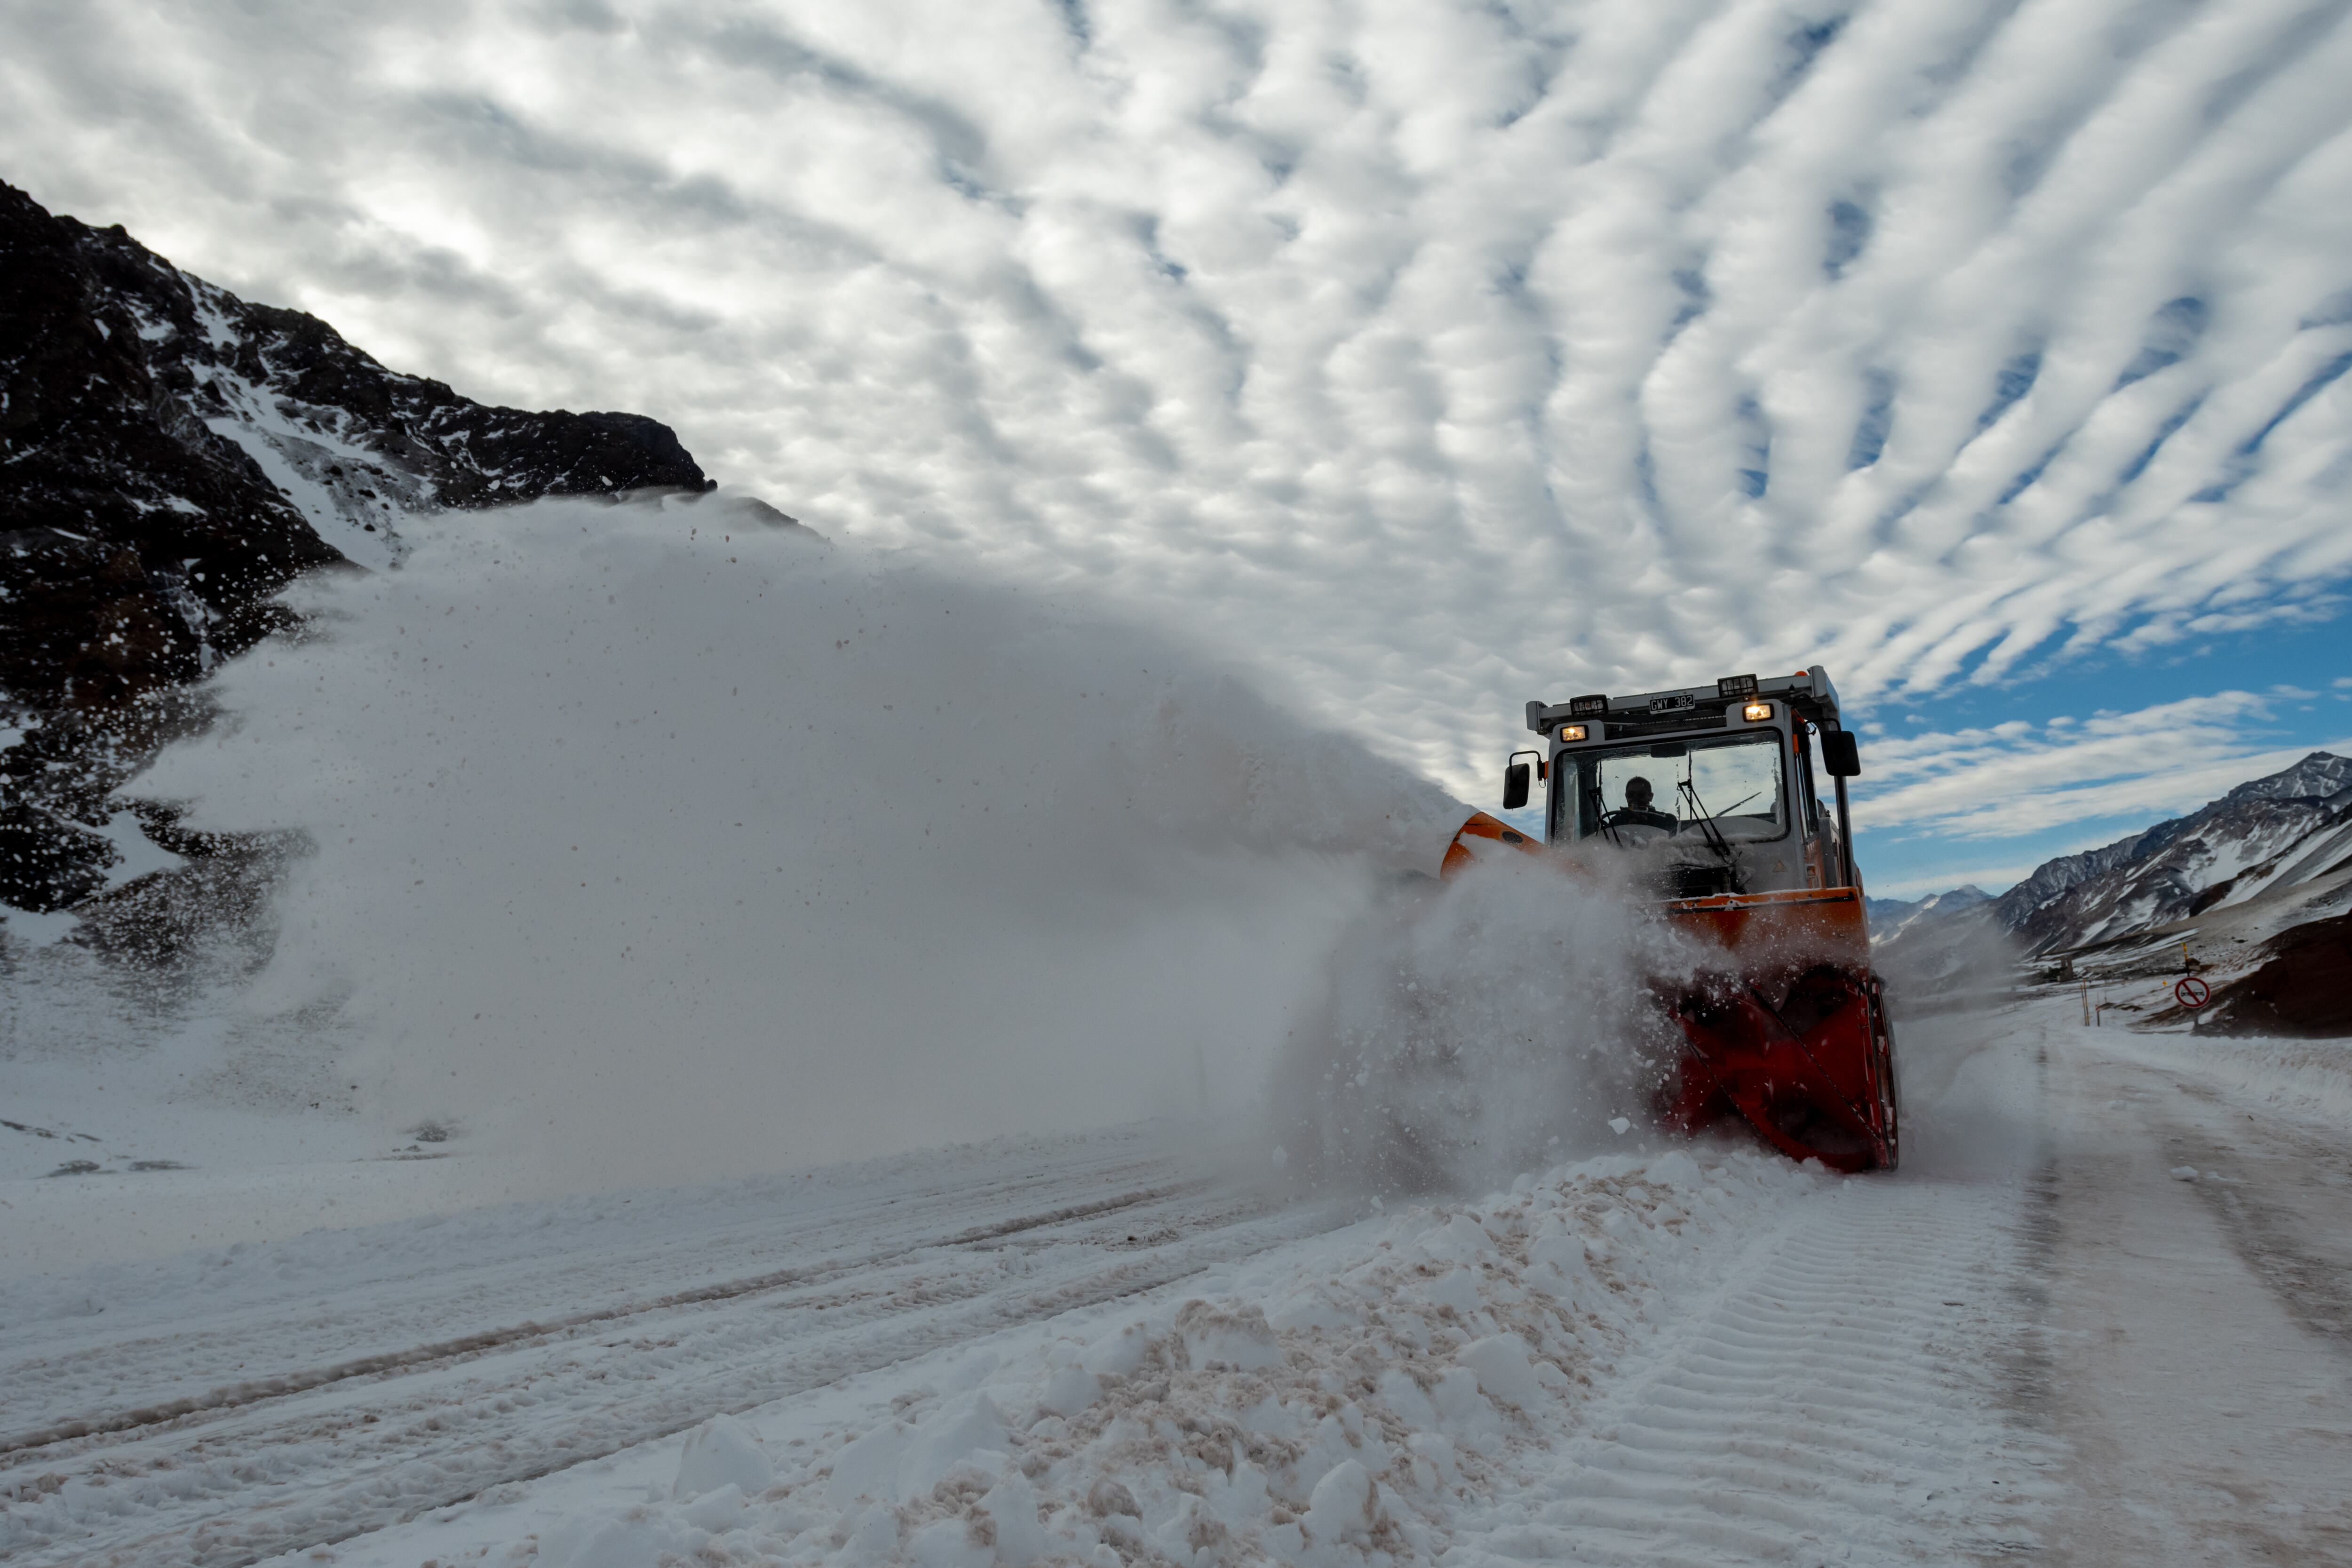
xmin=1441 ymin=666 xmax=1900 ymax=1172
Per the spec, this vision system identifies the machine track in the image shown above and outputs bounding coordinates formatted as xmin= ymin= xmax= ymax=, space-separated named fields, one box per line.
xmin=1451 ymin=1181 xmax=2059 ymax=1566
xmin=0 ymin=1179 xmax=1212 ymax=1457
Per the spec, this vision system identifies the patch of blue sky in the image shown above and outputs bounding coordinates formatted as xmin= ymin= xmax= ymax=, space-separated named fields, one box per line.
xmin=1823 ymin=199 xmax=1870 ymax=279
xmin=2113 ymin=295 xmax=2206 ymax=390
xmin=1846 ymin=369 xmax=1895 ymax=470
xmin=1975 ymin=349 xmax=2042 ymax=433
xmin=1735 ymin=395 xmax=1770 ymax=498
xmin=1849 ymin=608 xmax=2352 ymax=897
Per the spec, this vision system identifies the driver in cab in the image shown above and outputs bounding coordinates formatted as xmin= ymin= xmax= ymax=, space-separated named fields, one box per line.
xmin=1605 ymin=775 xmax=1679 ymax=832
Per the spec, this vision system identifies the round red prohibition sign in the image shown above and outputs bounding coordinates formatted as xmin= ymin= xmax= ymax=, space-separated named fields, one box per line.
xmin=2175 ymin=976 xmax=2212 ymax=1010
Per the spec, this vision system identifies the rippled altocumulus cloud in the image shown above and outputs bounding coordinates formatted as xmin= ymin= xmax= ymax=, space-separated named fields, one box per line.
xmin=4 ymin=0 xmax=2349 ymax=801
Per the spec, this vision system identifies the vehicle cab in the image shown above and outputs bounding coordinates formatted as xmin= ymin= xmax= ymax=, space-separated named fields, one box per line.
xmin=1510 ymin=667 xmax=1863 ymax=899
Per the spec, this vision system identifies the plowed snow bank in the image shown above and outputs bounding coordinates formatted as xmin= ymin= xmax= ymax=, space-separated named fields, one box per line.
xmin=527 ymin=1147 xmax=1821 ymax=1568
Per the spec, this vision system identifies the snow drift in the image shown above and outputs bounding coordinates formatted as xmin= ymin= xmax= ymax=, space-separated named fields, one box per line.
xmin=528 ymin=1146 xmax=1834 ymax=1568
xmin=137 ymin=496 xmax=1466 ymax=1186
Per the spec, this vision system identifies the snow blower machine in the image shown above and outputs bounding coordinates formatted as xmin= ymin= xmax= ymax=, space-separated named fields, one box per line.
xmin=1441 ymin=667 xmax=1899 ymax=1172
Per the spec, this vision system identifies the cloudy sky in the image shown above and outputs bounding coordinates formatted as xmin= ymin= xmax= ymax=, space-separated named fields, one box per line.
xmin=6 ymin=0 xmax=2350 ymax=895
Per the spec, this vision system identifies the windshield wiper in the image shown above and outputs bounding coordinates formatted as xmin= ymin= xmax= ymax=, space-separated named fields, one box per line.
xmin=1585 ymin=782 xmax=1624 ymax=847
xmin=1676 ymin=777 xmax=1746 ymax=892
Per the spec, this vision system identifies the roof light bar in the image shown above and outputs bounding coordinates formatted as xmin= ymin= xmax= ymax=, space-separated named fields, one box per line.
xmin=1568 ymin=694 xmax=1608 ymax=717
xmin=1716 ymin=673 xmax=1759 ymax=699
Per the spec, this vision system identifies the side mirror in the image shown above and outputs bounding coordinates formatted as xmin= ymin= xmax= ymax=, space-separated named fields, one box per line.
xmin=1502 ymin=762 xmax=1531 ymax=811
xmin=1821 ymin=730 xmax=1860 ymax=778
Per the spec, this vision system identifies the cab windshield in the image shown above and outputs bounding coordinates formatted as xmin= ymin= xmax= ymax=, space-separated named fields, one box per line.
xmin=1557 ymin=731 xmax=1788 ymax=845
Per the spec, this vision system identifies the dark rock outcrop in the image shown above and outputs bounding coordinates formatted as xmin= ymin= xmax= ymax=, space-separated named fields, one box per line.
xmin=2200 ymin=912 xmax=2352 ymax=1038
xmin=0 ymin=178 xmax=711 ymax=915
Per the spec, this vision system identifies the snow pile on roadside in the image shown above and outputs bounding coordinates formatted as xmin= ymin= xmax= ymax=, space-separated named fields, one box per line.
xmin=2097 ymin=1029 xmax=2352 ymax=1130
xmin=530 ymin=1146 xmax=1815 ymax=1568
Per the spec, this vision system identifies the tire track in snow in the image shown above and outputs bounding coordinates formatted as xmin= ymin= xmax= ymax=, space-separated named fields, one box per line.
xmin=2146 ymin=1081 xmax=2352 ymax=1350
xmin=0 ymin=1156 xmax=1342 ymax=1568
xmin=0 ymin=1176 xmax=1213 ymax=1457
xmin=1449 ymin=1180 xmax=2059 ymax=1566
xmin=0 ymin=1142 xmax=1200 ymax=1441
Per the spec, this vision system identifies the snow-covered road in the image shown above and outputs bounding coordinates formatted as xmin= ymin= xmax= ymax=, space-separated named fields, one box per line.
xmin=2034 ymin=1025 xmax=2352 ymax=1565
xmin=4 ymin=1000 xmax=2349 ymax=1567
xmin=0 ymin=1131 xmax=1340 ymax=1567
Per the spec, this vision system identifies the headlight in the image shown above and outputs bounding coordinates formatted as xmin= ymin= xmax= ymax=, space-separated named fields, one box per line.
xmin=1557 ymin=724 xmax=1587 ymax=742
xmin=1743 ymin=701 xmax=1773 ymax=722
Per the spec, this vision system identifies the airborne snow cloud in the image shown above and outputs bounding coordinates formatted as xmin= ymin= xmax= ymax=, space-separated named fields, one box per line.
xmin=3 ymin=0 xmax=2349 ymax=803
xmin=136 ymin=498 xmax=1466 ymax=1184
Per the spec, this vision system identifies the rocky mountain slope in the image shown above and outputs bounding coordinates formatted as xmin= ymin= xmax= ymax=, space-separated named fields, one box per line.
xmin=1866 ymin=885 xmax=1990 ymax=943
xmin=1991 ymin=752 xmax=2352 ymax=956
xmin=1876 ymin=750 xmax=2352 ymax=1033
xmin=2195 ymin=910 xmax=2352 ymax=1038
xmin=0 ymin=179 xmax=721 ymax=919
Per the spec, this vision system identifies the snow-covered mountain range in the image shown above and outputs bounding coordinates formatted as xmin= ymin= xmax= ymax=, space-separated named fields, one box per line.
xmin=1992 ymin=752 xmax=2352 ymax=956
xmin=0 ymin=180 xmax=722 ymax=916
xmin=1876 ymin=750 xmax=2352 ymax=1032
xmin=1865 ymin=886 xmax=1991 ymax=945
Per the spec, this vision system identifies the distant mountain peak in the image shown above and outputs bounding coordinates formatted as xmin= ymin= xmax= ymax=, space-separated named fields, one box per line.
xmin=1865 ymin=883 xmax=1992 ymax=942
xmin=2221 ymin=750 xmax=2352 ymax=805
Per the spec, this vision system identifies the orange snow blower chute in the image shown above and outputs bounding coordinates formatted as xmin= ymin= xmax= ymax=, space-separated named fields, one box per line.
xmin=1441 ymin=667 xmax=1900 ymax=1173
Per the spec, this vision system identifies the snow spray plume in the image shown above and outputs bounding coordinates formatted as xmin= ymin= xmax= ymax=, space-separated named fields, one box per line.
xmin=138 ymin=498 xmax=1465 ymax=1190
xmin=1857 ymin=912 xmax=2034 ymax=1177
xmin=1274 ymin=856 xmax=1704 ymax=1196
